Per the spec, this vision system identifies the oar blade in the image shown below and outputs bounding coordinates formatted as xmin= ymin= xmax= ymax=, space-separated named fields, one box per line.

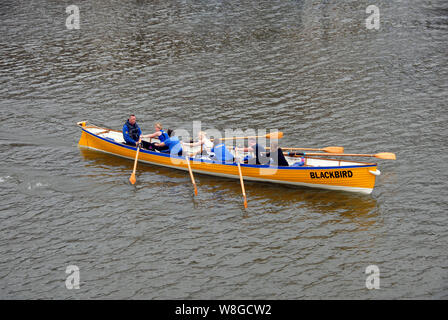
xmin=323 ymin=146 xmax=344 ymax=153
xmin=266 ymin=131 xmax=283 ymax=139
xmin=375 ymin=152 xmax=396 ymax=160
xmin=244 ymin=198 xmax=248 ymax=209
xmin=129 ymin=173 xmax=136 ymax=185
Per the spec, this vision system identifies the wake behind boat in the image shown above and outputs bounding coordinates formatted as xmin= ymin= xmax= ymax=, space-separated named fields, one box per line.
xmin=77 ymin=121 xmax=384 ymax=195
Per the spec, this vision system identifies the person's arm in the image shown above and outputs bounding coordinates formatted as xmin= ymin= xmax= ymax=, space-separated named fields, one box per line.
xmin=182 ymin=141 xmax=199 ymax=148
xmin=156 ymin=137 xmax=169 ymax=148
xmin=143 ymin=131 xmax=161 ymax=139
xmin=190 ymin=140 xmax=203 ymax=147
xmin=235 ymin=146 xmax=253 ymax=152
xmin=255 ymin=145 xmax=269 ymax=164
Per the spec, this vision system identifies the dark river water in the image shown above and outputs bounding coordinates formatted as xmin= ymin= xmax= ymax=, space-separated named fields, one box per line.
xmin=0 ymin=0 xmax=447 ymax=299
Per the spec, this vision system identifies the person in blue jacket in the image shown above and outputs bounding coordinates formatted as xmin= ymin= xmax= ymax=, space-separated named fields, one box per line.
xmin=210 ymin=139 xmax=234 ymax=163
xmin=153 ymin=129 xmax=183 ymax=156
xmin=123 ymin=114 xmax=152 ymax=149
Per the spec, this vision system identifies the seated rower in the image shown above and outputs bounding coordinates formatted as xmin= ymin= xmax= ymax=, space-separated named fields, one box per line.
xmin=266 ymin=141 xmax=289 ymax=167
xmin=142 ymin=122 xmax=169 ymax=152
xmin=210 ymin=138 xmax=234 ymax=163
xmin=182 ymin=131 xmax=213 ymax=157
xmin=122 ymin=114 xmax=152 ymax=149
xmin=152 ymin=129 xmax=183 ymax=156
xmin=235 ymin=137 xmax=269 ymax=165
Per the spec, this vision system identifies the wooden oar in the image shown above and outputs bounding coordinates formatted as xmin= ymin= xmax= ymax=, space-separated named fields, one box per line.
xmin=266 ymin=146 xmax=344 ymax=153
xmin=129 ymin=138 xmax=142 ymax=185
xmin=286 ymin=152 xmax=396 ymax=160
xmin=185 ymin=155 xmax=198 ymax=196
xmin=236 ymin=157 xmax=248 ymax=209
xmin=217 ymin=131 xmax=283 ymax=141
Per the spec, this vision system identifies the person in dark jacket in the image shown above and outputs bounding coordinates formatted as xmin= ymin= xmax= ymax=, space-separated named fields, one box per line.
xmin=266 ymin=141 xmax=289 ymax=166
xmin=235 ymin=137 xmax=269 ymax=165
xmin=122 ymin=115 xmax=152 ymax=149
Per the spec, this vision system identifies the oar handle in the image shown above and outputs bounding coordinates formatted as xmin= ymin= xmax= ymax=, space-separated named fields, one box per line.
xmin=285 ymin=152 xmax=396 ymax=160
xmin=285 ymin=152 xmax=306 ymax=157
xmin=266 ymin=146 xmax=344 ymax=153
xmin=217 ymin=132 xmax=283 ymax=141
xmin=132 ymin=140 xmax=142 ymax=173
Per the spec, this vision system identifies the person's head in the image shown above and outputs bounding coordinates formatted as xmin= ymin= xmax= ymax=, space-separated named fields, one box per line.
xmin=198 ymin=131 xmax=207 ymax=140
xmin=154 ymin=122 xmax=162 ymax=131
xmin=128 ymin=114 xmax=136 ymax=125
xmin=167 ymin=129 xmax=174 ymax=137
xmin=248 ymin=137 xmax=257 ymax=147
xmin=270 ymin=141 xmax=279 ymax=151
xmin=213 ymin=137 xmax=222 ymax=147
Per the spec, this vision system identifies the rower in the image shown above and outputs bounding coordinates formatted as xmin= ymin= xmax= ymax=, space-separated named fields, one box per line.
xmin=142 ymin=122 xmax=169 ymax=152
xmin=210 ymin=139 xmax=234 ymax=163
xmin=182 ymin=131 xmax=213 ymax=157
xmin=122 ymin=114 xmax=152 ymax=149
xmin=153 ymin=129 xmax=183 ymax=156
xmin=235 ymin=137 xmax=269 ymax=165
xmin=266 ymin=141 xmax=289 ymax=166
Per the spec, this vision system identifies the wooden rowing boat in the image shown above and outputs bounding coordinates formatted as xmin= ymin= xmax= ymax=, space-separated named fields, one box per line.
xmin=77 ymin=122 xmax=381 ymax=194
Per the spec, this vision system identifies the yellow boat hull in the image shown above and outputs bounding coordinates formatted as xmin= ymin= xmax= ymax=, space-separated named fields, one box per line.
xmin=78 ymin=126 xmax=378 ymax=194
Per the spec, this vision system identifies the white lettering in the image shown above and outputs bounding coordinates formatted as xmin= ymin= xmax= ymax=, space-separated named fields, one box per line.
xmin=65 ymin=265 xmax=80 ymax=289
xmin=366 ymin=5 xmax=380 ymax=30
xmin=365 ymin=265 xmax=380 ymax=289
xmin=66 ymin=5 xmax=80 ymax=30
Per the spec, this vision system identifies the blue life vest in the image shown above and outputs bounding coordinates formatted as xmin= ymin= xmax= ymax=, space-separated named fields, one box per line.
xmin=125 ymin=120 xmax=140 ymax=141
xmin=164 ymin=136 xmax=182 ymax=155
xmin=211 ymin=144 xmax=234 ymax=163
xmin=158 ymin=129 xmax=169 ymax=142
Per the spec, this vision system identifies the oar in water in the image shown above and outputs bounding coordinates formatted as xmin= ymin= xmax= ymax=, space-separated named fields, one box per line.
xmin=266 ymin=146 xmax=344 ymax=153
xmin=286 ymin=152 xmax=396 ymax=160
xmin=235 ymin=157 xmax=248 ymax=209
xmin=217 ymin=131 xmax=283 ymax=141
xmin=129 ymin=138 xmax=142 ymax=185
xmin=185 ymin=155 xmax=198 ymax=196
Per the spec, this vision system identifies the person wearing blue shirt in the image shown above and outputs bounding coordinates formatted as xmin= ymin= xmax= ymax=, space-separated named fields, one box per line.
xmin=123 ymin=114 xmax=141 ymax=146
xmin=122 ymin=114 xmax=152 ymax=149
xmin=153 ymin=129 xmax=183 ymax=156
xmin=142 ymin=122 xmax=169 ymax=152
xmin=211 ymin=139 xmax=234 ymax=163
